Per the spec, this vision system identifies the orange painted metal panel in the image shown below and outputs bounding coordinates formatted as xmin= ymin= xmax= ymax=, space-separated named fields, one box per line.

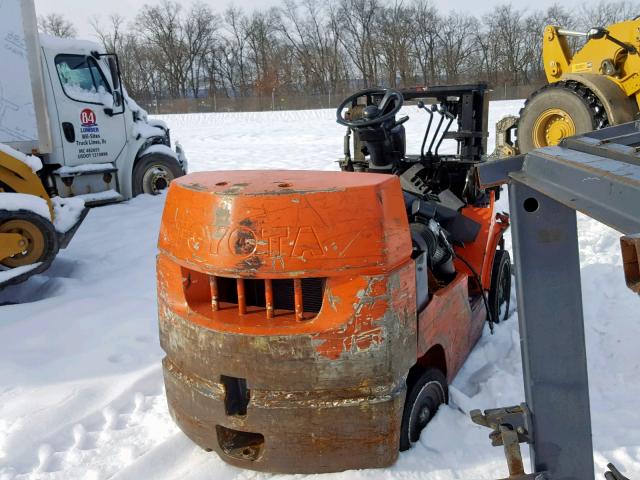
xmin=156 ymin=168 xmax=507 ymax=473
xmin=454 ymin=192 xmax=510 ymax=290
xmin=158 ymin=170 xmax=412 ymax=278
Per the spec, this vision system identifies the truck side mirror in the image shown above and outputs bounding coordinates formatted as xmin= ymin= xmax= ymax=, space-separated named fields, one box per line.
xmin=112 ymin=90 xmax=122 ymax=108
xmin=108 ymin=57 xmax=120 ymax=90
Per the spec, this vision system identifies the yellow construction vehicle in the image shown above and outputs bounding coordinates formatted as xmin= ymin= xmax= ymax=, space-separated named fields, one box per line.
xmin=497 ymin=19 xmax=640 ymax=155
xmin=0 ymin=148 xmax=87 ymax=288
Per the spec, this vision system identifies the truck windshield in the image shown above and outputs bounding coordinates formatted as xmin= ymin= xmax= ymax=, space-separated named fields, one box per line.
xmin=55 ymin=54 xmax=112 ymax=105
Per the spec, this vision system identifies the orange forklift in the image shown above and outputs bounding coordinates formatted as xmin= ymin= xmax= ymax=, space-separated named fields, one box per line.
xmin=156 ymin=84 xmax=511 ymax=473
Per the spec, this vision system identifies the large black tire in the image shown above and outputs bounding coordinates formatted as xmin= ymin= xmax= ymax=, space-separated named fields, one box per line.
xmin=517 ymin=81 xmax=608 ymax=154
xmin=0 ymin=209 xmax=58 ymax=272
xmin=488 ymin=249 xmax=511 ymax=324
xmin=399 ymin=368 xmax=448 ymax=451
xmin=132 ymin=153 xmax=183 ymax=197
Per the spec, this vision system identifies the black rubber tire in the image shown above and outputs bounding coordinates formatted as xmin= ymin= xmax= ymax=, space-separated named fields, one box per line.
xmin=0 ymin=209 xmax=58 ymax=269
xmin=132 ymin=153 xmax=183 ymax=197
xmin=399 ymin=368 xmax=448 ymax=451
xmin=488 ymin=249 xmax=511 ymax=324
xmin=517 ymin=81 xmax=607 ymax=154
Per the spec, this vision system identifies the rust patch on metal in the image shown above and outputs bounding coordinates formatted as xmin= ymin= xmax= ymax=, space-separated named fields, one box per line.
xmin=238 ymin=255 xmax=263 ymax=272
xmin=621 ymin=234 xmax=640 ymax=293
xmin=231 ymin=227 xmax=257 ymax=256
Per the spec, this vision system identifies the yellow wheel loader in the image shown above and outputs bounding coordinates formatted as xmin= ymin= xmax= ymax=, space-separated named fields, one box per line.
xmin=0 ymin=149 xmax=87 ymax=288
xmin=496 ymin=19 xmax=640 ymax=156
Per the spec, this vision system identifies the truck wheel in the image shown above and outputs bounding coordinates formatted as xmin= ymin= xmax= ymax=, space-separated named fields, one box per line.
xmin=0 ymin=210 xmax=58 ymax=269
xmin=488 ymin=249 xmax=511 ymax=323
xmin=399 ymin=368 xmax=448 ymax=451
xmin=132 ymin=154 xmax=183 ymax=196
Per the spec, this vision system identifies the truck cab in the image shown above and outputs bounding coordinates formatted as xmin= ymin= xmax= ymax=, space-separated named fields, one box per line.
xmin=36 ymin=35 xmax=187 ymax=204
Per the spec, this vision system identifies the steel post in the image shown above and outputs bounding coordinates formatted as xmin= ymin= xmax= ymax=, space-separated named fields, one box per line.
xmin=508 ymin=179 xmax=594 ymax=480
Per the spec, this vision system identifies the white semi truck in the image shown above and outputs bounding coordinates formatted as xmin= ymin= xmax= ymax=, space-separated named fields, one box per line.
xmin=1 ymin=0 xmax=187 ymax=205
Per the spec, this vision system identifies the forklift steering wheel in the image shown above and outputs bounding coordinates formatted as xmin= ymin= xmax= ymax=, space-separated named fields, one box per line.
xmin=336 ymin=88 xmax=404 ymax=128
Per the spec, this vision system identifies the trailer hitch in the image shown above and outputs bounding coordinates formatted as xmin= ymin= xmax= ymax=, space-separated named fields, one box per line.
xmin=470 ymin=404 xmax=547 ymax=480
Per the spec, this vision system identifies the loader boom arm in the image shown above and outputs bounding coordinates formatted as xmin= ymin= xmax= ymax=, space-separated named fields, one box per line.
xmin=543 ymin=21 xmax=640 ymax=108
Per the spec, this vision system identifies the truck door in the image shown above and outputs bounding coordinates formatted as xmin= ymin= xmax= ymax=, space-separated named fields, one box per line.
xmin=45 ymin=53 xmax=126 ymax=167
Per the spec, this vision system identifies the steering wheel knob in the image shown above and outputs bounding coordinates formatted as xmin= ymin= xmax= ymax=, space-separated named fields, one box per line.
xmin=363 ymin=105 xmax=381 ymax=120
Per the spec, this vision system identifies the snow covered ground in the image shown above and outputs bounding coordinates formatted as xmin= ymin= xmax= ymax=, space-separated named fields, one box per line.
xmin=1 ymin=100 xmax=639 ymax=480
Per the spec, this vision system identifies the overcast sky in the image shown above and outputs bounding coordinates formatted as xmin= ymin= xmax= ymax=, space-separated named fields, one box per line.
xmin=35 ymin=0 xmax=580 ymax=39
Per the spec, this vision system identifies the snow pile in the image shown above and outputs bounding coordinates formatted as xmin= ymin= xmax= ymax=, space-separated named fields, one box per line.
xmin=55 ymin=163 xmax=115 ymax=175
xmin=124 ymin=90 xmax=148 ymax=121
xmin=39 ymin=34 xmax=102 ymax=56
xmin=0 ymin=193 xmax=84 ymax=234
xmin=0 ymin=262 xmax=42 ymax=285
xmin=125 ymin=91 xmax=166 ymax=140
xmin=139 ymin=144 xmax=178 ymax=161
xmin=0 ymin=192 xmax=50 ymax=219
xmin=0 ymin=143 xmax=42 ymax=173
xmin=52 ymin=196 xmax=85 ymax=233
xmin=133 ymin=122 xmax=166 ymax=140
xmin=61 ymin=84 xmax=114 ymax=109
xmin=73 ymin=189 xmax=123 ymax=204
xmin=0 ymin=101 xmax=638 ymax=480
xmin=148 ymin=119 xmax=168 ymax=130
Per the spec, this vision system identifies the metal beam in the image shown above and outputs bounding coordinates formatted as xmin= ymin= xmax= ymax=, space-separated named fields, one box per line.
xmin=509 ymin=180 xmax=594 ymax=480
xmin=479 ymin=146 xmax=640 ymax=234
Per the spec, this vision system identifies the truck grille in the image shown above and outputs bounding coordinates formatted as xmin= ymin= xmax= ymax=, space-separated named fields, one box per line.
xmin=182 ymin=270 xmax=325 ymax=321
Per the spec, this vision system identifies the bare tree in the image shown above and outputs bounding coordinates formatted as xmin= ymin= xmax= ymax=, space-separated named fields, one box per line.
xmin=483 ymin=5 xmax=531 ymax=85
xmin=244 ymin=9 xmax=280 ymax=95
xmin=45 ymin=0 xmax=640 ymax=110
xmin=578 ymin=1 xmax=639 ymax=30
xmin=38 ymin=13 xmax=76 ymax=38
xmin=136 ymin=1 xmax=189 ymax=98
xmin=278 ymin=0 xmax=346 ymax=93
xmin=378 ymin=0 xmax=414 ymax=87
xmin=222 ymin=7 xmax=250 ymax=96
xmin=335 ymin=0 xmax=381 ymax=87
xmin=438 ymin=12 xmax=478 ymax=83
xmin=409 ymin=0 xmax=441 ymax=84
xmin=184 ymin=3 xmax=219 ymax=98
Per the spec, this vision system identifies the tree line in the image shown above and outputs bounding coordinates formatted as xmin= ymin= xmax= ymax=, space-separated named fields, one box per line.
xmin=38 ymin=0 xmax=640 ymax=107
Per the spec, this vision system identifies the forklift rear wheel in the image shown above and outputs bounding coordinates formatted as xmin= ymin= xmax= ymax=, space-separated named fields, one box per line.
xmin=399 ymin=368 xmax=448 ymax=451
xmin=0 ymin=210 xmax=58 ymax=268
xmin=133 ymin=154 xmax=183 ymax=196
xmin=488 ymin=249 xmax=511 ymax=323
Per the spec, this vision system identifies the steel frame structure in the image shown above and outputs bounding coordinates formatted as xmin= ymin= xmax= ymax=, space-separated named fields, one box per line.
xmin=473 ymin=121 xmax=640 ymax=480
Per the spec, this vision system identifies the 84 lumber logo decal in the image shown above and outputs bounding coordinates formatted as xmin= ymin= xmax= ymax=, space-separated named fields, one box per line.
xmin=77 ymin=108 xmax=108 ymax=160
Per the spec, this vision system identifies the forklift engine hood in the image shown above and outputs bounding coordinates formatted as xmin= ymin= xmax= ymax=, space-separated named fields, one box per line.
xmin=157 ymin=170 xmax=418 ymax=473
